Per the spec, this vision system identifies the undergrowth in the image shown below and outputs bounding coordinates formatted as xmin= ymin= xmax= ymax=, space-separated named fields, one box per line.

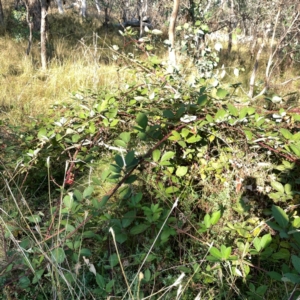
xmin=1 ymin=12 xmax=300 ymax=300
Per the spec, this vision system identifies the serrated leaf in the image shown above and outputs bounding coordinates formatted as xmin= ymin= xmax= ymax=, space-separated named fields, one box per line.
xmin=216 ymin=88 xmax=228 ymax=99
xmin=152 ymin=149 xmax=161 ymax=162
xmin=161 ymin=151 xmax=175 ymax=162
xmin=280 ymin=128 xmax=293 ymax=140
xmin=282 ymin=273 xmax=300 ymax=284
xmin=176 ymin=166 xmax=188 ymax=177
xmin=63 ymin=195 xmax=74 ymax=210
xmin=211 ymin=211 xmax=221 ymax=225
xmin=267 ymin=271 xmax=282 ymax=281
xmin=272 ymin=205 xmax=289 ymax=229
xmin=125 ymin=151 xmax=135 ymax=166
xmin=209 ymin=247 xmax=222 ymax=259
xmin=227 ymin=104 xmax=238 ymax=117
xmin=26 ymin=215 xmax=41 ymax=223
xmin=271 ymin=181 xmax=284 ymax=193
xmin=291 ymin=255 xmax=300 ymax=274
xmin=119 ymin=132 xmax=131 ymax=143
xmin=253 ymin=237 xmax=261 ymax=252
xmin=114 ymin=139 xmax=127 ymax=148
xmin=83 ymin=186 xmax=94 ymax=198
xmin=80 ymin=248 xmax=92 ymax=257
xmin=203 ymin=214 xmax=211 ymax=228
xmin=165 ymin=186 xmax=179 ymax=194
xmin=260 ymin=234 xmax=272 ymax=249
xmin=284 ymin=183 xmax=292 ymax=195
xmin=32 ymin=269 xmax=44 ymax=284
xmin=186 ymin=135 xmax=201 ymax=143
xmin=115 ymin=154 xmax=124 ymax=168
xmin=124 ymin=174 xmax=138 ymax=184
xmin=109 ymin=253 xmax=118 ymax=268
xmin=51 ymin=248 xmax=66 ymax=264
xmin=221 ymin=245 xmax=231 ymax=260
xmin=122 ymin=210 xmax=136 ymax=228
xmin=130 ymin=223 xmax=150 ymax=235
xmin=96 ymin=273 xmax=105 ymax=288
xmin=215 ymin=109 xmax=227 ymax=122
xmin=290 ymin=144 xmax=300 ymax=157
xmin=136 ymin=113 xmax=148 ymax=129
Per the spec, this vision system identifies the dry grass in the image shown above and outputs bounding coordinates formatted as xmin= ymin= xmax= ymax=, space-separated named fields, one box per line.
xmin=0 ymin=33 xmax=128 ymax=125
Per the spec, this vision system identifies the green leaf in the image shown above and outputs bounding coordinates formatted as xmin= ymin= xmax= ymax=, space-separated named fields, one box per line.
xmin=51 ymin=248 xmax=66 ymax=264
xmin=19 ymin=276 xmax=30 ymax=289
xmin=83 ymin=186 xmax=94 ymax=198
xmin=260 ymin=234 xmax=272 ymax=249
xmin=152 ymin=149 xmax=161 ymax=162
xmin=98 ymin=195 xmax=109 ymax=208
xmin=136 ymin=113 xmax=148 ymax=129
xmin=32 ymin=269 xmax=44 ymax=284
xmin=239 ymin=107 xmax=248 ymax=119
xmin=163 ymin=110 xmax=174 ymax=119
xmin=115 ymin=155 xmax=124 ymax=168
xmin=72 ymin=134 xmax=81 ymax=143
xmin=209 ymin=247 xmax=222 ymax=259
xmin=114 ymin=139 xmax=127 ymax=148
xmin=63 ymin=195 xmax=73 ymax=210
xmin=290 ymin=144 xmax=300 ymax=157
xmin=272 ymin=248 xmax=290 ymax=260
xmin=26 ymin=215 xmax=41 ymax=223
xmin=206 ymin=114 xmax=214 ymax=123
xmin=122 ymin=210 xmax=136 ymax=228
xmin=80 ymin=248 xmax=92 ymax=257
xmin=165 ymin=186 xmax=179 ymax=194
xmin=272 ymin=205 xmax=289 ymax=229
xmin=176 ymin=166 xmax=188 ymax=177
xmin=96 ymin=273 xmax=105 ymax=288
xmin=144 ymin=269 xmax=151 ymax=282
xmin=125 ymin=151 xmax=135 ymax=166
xmin=271 ymin=181 xmax=284 ymax=193
xmin=130 ymin=223 xmax=150 ymax=235
xmin=204 ymin=214 xmax=211 ymax=228
xmin=210 ymin=211 xmax=221 ymax=225
xmin=216 ymin=88 xmax=228 ymax=99
xmin=186 ymin=135 xmax=201 ymax=143
xmin=124 ymin=175 xmax=138 ymax=184
xmin=120 ymin=132 xmax=131 ymax=143
xmin=267 ymin=271 xmax=282 ymax=281
xmin=221 ymin=245 xmax=231 ymax=260
xmin=282 ymin=273 xmax=300 ymax=284
xmin=291 ymin=255 xmax=300 ymax=274
xmin=253 ymin=237 xmax=262 ymax=252
xmin=214 ymin=109 xmax=227 ymax=122
xmin=161 ymin=151 xmax=175 ymax=162
xmin=106 ymin=279 xmax=115 ymax=292
xmin=38 ymin=128 xmax=47 ymax=140
xmin=227 ymin=104 xmax=238 ymax=117
xmin=197 ymin=94 xmax=208 ymax=106
xmin=109 ymin=253 xmax=119 ymax=268
xmin=73 ymin=190 xmax=83 ymax=201
xmin=168 ymin=130 xmax=181 ymax=141
xmin=280 ymin=128 xmax=293 ymax=140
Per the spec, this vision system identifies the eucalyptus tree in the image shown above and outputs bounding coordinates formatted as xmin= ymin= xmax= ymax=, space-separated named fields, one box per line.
xmin=0 ymin=0 xmax=4 ymax=26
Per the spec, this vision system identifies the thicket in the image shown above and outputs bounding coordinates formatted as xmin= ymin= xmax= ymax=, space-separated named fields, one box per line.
xmin=1 ymin=12 xmax=300 ymax=300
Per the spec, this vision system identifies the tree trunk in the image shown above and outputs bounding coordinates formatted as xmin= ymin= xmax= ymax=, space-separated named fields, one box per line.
xmin=168 ymin=0 xmax=180 ymax=68
xmin=40 ymin=0 xmax=48 ymax=69
xmin=81 ymin=0 xmax=87 ymax=18
xmin=95 ymin=0 xmax=101 ymax=15
xmin=57 ymin=0 xmax=64 ymax=14
xmin=0 ymin=0 xmax=4 ymax=26
xmin=24 ymin=0 xmax=42 ymax=31
xmin=227 ymin=0 xmax=234 ymax=54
